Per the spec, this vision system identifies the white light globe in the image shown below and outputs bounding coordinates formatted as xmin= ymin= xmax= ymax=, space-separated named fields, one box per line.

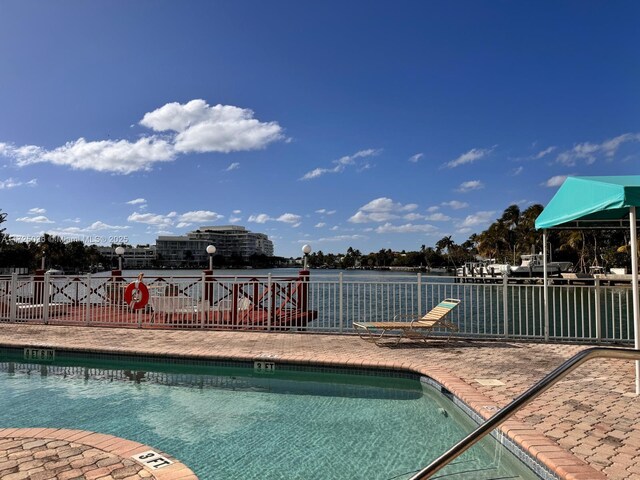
xmin=302 ymin=244 xmax=312 ymax=255
xmin=206 ymin=245 xmax=217 ymax=255
xmin=115 ymin=246 xmax=125 ymax=255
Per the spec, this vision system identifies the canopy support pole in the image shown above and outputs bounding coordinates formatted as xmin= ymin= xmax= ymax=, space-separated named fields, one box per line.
xmin=543 ymin=230 xmax=549 ymax=341
xmin=630 ymin=207 xmax=640 ymax=395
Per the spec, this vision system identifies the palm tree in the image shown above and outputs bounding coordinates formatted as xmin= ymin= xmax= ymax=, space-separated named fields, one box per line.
xmin=435 ymin=236 xmax=456 ymax=267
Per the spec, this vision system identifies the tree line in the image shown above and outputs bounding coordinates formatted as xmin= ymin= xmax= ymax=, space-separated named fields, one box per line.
xmin=0 ymin=205 xmax=634 ymax=273
xmin=306 ymin=204 xmax=634 ymax=272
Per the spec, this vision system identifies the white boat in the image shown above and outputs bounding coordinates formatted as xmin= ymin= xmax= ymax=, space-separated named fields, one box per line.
xmin=45 ymin=268 xmax=65 ymax=275
xmin=509 ymin=254 xmax=572 ymax=277
xmin=456 ymin=261 xmax=509 ymax=278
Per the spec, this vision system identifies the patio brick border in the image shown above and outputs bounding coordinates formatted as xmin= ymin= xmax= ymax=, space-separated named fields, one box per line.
xmin=0 ymin=428 xmax=197 ymax=480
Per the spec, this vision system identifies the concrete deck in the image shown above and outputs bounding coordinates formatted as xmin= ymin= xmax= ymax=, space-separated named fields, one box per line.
xmin=0 ymin=324 xmax=638 ymax=479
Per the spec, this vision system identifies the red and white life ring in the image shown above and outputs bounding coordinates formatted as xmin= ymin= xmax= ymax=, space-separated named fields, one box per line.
xmin=124 ymin=281 xmax=149 ymax=310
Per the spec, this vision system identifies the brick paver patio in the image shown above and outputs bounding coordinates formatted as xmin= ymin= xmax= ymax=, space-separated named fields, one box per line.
xmin=0 ymin=428 xmax=197 ymax=480
xmin=0 ymin=324 xmax=638 ymax=479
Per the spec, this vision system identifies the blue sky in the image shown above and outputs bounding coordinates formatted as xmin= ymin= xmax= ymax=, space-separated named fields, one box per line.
xmin=0 ymin=1 xmax=639 ymax=258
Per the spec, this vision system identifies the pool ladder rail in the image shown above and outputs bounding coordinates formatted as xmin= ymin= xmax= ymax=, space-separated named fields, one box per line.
xmin=410 ymin=347 xmax=640 ymax=479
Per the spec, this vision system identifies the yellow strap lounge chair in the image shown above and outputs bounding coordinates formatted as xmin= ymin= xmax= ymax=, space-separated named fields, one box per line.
xmin=353 ymin=298 xmax=461 ymax=345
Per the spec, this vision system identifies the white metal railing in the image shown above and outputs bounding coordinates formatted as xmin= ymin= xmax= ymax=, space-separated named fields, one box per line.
xmin=0 ymin=272 xmax=634 ymax=344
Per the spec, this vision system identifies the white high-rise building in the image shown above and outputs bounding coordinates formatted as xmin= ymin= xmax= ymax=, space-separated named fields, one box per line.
xmin=156 ymin=226 xmax=274 ymax=267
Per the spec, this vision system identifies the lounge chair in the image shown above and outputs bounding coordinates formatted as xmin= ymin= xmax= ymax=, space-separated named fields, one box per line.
xmin=150 ymin=295 xmax=200 ymax=324
xmin=0 ymin=299 xmax=69 ymax=321
xmin=353 ymin=298 xmax=461 ymax=345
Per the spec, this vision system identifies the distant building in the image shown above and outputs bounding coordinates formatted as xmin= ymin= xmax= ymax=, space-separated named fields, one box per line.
xmin=98 ymin=245 xmax=157 ymax=269
xmin=156 ymin=226 xmax=274 ymax=267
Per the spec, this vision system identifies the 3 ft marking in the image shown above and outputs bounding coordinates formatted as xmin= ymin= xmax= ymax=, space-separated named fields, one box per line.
xmin=132 ymin=450 xmax=173 ymax=470
xmin=254 ymin=361 xmax=276 ymax=373
xmin=23 ymin=348 xmax=55 ymax=362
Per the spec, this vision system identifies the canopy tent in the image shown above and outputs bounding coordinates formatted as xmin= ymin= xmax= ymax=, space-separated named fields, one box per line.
xmin=535 ymin=175 xmax=640 ymax=393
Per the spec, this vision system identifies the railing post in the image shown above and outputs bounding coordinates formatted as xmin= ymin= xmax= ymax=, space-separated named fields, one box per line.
xmin=202 ymin=268 xmax=213 ymax=306
xmin=595 ymin=278 xmax=602 ymax=342
xmin=34 ymin=268 xmax=45 ymax=304
xmin=299 ymin=268 xmax=309 ymax=314
xmin=267 ymin=274 xmax=272 ymax=331
xmin=231 ymin=283 xmax=239 ymax=325
xmin=201 ymin=272 xmax=206 ymax=328
xmin=43 ymin=272 xmax=50 ymax=324
xmin=9 ymin=273 xmax=17 ymax=322
xmin=417 ymin=273 xmax=422 ymax=316
xmin=339 ymin=272 xmax=344 ymax=332
xmin=543 ymin=229 xmax=549 ymax=341
xmin=502 ymin=273 xmax=509 ymax=337
xmin=85 ymin=274 xmax=92 ymax=325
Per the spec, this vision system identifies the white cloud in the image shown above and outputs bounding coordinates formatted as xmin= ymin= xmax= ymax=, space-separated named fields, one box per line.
xmin=403 ymin=213 xmax=424 ymax=221
xmin=0 ymin=177 xmax=37 ymax=189
xmin=277 ymin=213 xmax=302 ymax=224
xmin=544 ymin=175 xmax=568 ymax=187
xmin=535 ymin=146 xmax=556 ymax=159
xmin=424 ymin=213 xmax=451 ymax=221
xmin=127 ymin=212 xmax=175 ymax=228
xmin=248 ymin=214 xmax=272 ymax=224
xmin=442 ymin=200 xmax=469 ymax=210
xmin=601 ymin=134 xmax=638 ymax=157
xmin=38 ymin=225 xmax=127 ymax=241
xmin=28 ymin=207 xmax=46 ymax=214
xmin=140 ymin=99 xmax=284 ymax=153
xmin=126 ymin=198 xmax=146 ymax=205
xmin=300 ymin=149 xmax=380 ymax=180
xmin=444 ymin=147 xmax=495 ymax=168
xmin=315 ymin=222 xmax=326 ymax=228
xmin=317 ymin=234 xmax=367 ymax=242
xmin=0 ymin=100 xmax=285 ymax=174
xmin=362 ymin=197 xmax=417 ymax=213
xmin=225 ymin=162 xmax=240 ymax=171
xmin=87 ymin=221 xmax=129 ymax=231
xmin=348 ymin=197 xmax=418 ymax=223
xmin=556 ymin=133 xmax=640 ymax=166
xmin=229 ymin=216 xmax=242 ymax=223
xmin=426 ymin=206 xmax=440 ymax=213
xmin=460 ymin=211 xmax=496 ymax=228
xmin=64 ymin=218 xmax=81 ymax=223
xmin=176 ymin=222 xmax=192 ymax=229
xmin=300 ymin=167 xmax=327 ymax=180
xmin=456 ymin=180 xmax=484 ymax=193
xmin=178 ymin=210 xmax=224 ymax=224
xmin=248 ymin=212 xmax=301 ymax=227
xmin=232 ymin=210 xmax=242 ymax=214
xmin=16 ymin=215 xmax=54 ymax=224
xmin=375 ymin=223 xmax=438 ymax=234
xmin=3 ymin=138 xmax=175 ymax=174
xmin=408 ymin=153 xmax=423 ymax=163
xmin=349 ymin=211 xmax=396 ymax=223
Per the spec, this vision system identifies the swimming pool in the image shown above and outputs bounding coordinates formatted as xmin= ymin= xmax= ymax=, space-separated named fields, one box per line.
xmin=0 ymin=349 xmax=540 ymax=479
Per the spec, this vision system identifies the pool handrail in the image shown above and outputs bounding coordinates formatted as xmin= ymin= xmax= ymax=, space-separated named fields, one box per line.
xmin=410 ymin=346 xmax=640 ymax=479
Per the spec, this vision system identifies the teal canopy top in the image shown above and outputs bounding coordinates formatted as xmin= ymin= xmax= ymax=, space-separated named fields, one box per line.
xmin=535 ymin=176 xmax=640 ymax=230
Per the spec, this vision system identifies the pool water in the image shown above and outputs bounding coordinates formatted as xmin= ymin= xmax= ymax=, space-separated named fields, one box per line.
xmin=0 ymin=354 xmax=539 ymax=479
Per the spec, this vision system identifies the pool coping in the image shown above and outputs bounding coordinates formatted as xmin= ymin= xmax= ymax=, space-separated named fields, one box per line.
xmin=0 ymin=428 xmax=197 ymax=479
xmin=0 ymin=334 xmax=605 ymax=480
